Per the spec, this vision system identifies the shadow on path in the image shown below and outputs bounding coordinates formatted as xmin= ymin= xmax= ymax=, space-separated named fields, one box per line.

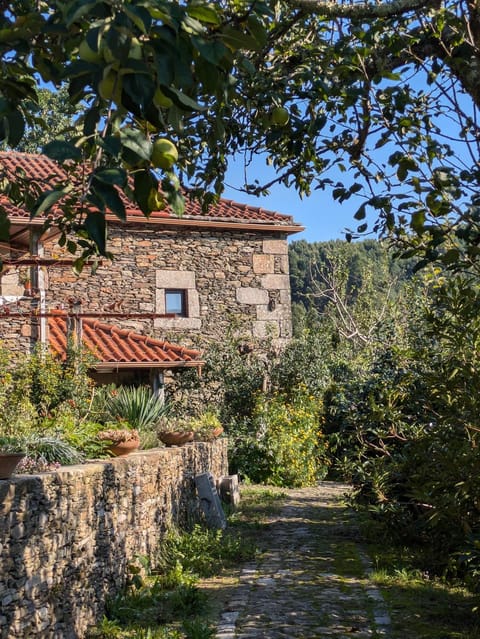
xmin=209 ymin=482 xmax=390 ymax=639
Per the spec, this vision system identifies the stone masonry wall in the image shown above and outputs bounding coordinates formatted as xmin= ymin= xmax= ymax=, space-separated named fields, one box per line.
xmin=0 ymin=440 xmax=228 ymax=639
xmin=42 ymin=226 xmax=293 ymax=351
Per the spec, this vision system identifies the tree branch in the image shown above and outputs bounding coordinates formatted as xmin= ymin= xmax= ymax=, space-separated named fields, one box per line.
xmin=286 ymin=0 xmax=440 ymax=20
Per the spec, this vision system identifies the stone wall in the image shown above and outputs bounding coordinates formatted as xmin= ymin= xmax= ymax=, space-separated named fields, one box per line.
xmin=42 ymin=226 xmax=293 ymax=350
xmin=0 ymin=440 xmax=228 ymax=639
xmin=0 ymin=297 xmax=39 ymax=356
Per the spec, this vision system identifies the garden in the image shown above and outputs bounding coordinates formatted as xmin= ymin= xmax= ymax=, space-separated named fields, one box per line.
xmin=2 ymin=242 xmax=480 ymax=615
xmin=0 ymin=346 xmax=225 ymax=477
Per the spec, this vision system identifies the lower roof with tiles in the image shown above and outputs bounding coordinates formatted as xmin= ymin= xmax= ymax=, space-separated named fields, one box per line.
xmin=48 ymin=311 xmax=203 ymax=371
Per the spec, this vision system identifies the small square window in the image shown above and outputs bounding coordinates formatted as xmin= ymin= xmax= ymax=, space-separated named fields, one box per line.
xmin=165 ymin=289 xmax=187 ymax=317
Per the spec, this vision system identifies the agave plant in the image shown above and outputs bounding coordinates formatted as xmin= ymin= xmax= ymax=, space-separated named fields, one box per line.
xmin=105 ymin=386 xmax=169 ymax=430
xmin=23 ymin=434 xmax=84 ymax=465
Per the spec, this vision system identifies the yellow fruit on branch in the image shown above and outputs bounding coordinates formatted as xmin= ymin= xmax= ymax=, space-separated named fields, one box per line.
xmin=98 ymin=70 xmax=122 ymax=103
xmin=78 ymin=39 xmax=102 ymax=63
xmin=151 ymin=138 xmax=178 ymax=170
xmin=270 ymin=106 xmax=290 ymax=126
xmin=147 ymin=189 xmax=166 ymax=211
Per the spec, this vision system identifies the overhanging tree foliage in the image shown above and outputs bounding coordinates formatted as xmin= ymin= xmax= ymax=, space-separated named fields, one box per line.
xmin=1 ymin=1 xmax=479 ymax=270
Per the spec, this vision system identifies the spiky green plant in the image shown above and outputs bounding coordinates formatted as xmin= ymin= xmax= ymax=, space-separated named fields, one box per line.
xmin=105 ymin=386 xmax=169 ymax=430
xmin=23 ymin=434 xmax=85 ymax=465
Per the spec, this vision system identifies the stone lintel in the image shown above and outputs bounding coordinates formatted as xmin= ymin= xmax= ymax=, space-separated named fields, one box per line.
xmin=263 ymin=239 xmax=288 ymax=255
xmin=252 ymin=254 xmax=274 ymax=274
xmin=156 ymin=270 xmax=196 ymax=289
xmin=236 ymin=287 xmax=269 ymax=305
xmin=261 ymin=274 xmax=290 ymax=290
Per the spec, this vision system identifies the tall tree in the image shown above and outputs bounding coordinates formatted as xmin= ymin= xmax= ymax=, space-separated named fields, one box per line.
xmin=0 ymin=1 xmax=479 ymax=270
xmin=15 ymin=88 xmax=77 ymax=154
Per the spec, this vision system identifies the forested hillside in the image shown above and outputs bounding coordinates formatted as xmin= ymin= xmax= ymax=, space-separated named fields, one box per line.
xmin=288 ymin=239 xmax=414 ymax=336
xmin=289 ymin=240 xmax=414 ymax=343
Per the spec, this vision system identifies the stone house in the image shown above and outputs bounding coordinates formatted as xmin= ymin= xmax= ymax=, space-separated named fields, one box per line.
xmin=0 ymin=152 xmax=303 ymax=386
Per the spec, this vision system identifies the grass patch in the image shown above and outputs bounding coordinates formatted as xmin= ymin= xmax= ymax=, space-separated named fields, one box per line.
xmin=229 ymin=485 xmax=287 ymax=527
xmin=363 ymin=520 xmax=480 ymax=639
xmin=88 ymin=484 xmax=285 ymax=639
xmin=156 ymin=524 xmax=256 ymax=578
xmin=333 ymin=541 xmax=365 ymax=580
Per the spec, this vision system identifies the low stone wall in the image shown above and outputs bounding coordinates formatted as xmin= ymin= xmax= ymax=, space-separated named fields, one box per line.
xmin=0 ymin=441 xmax=228 ymax=639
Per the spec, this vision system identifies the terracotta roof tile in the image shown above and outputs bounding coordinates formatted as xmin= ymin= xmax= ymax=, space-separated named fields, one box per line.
xmin=48 ymin=312 xmax=203 ymax=369
xmin=0 ymin=151 xmax=299 ymax=227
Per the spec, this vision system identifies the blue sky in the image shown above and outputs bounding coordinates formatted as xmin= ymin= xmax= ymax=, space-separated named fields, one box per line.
xmin=222 ymin=156 xmax=370 ymax=244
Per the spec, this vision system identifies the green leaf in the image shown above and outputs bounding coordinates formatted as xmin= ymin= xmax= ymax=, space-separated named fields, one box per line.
xmin=441 ymin=248 xmax=460 ymax=265
xmin=99 ymin=135 xmax=122 ymax=157
xmin=192 ymin=37 xmax=228 ymax=66
xmin=134 ymin=169 xmax=158 ymax=214
xmin=182 ymin=15 xmax=205 ymax=35
xmin=397 ymin=163 xmax=408 ymax=181
xmin=123 ymin=73 xmax=156 ymax=108
xmin=83 ymin=106 xmax=101 ymax=137
xmin=247 ymin=15 xmax=268 ymax=47
xmin=120 ymin=129 xmax=152 ymax=161
xmin=65 ymin=0 xmax=100 ymax=26
xmin=166 ymin=189 xmax=185 ymax=216
xmin=187 ymin=5 xmax=221 ymax=25
xmin=411 ymin=210 xmax=426 ymax=233
xmin=91 ymin=180 xmax=126 ymax=220
xmin=124 ymin=5 xmax=152 ymax=33
xmin=32 ymin=188 xmax=72 ymax=218
xmin=354 ymin=203 xmax=366 ymax=220
xmin=120 ymin=58 xmax=151 ymax=76
xmin=65 ymin=240 xmax=76 ymax=254
xmin=161 ymin=86 xmax=206 ymax=112
xmin=0 ymin=208 xmax=11 ymax=242
xmin=43 ymin=140 xmax=82 ymax=162
xmin=93 ymin=168 xmax=127 ymax=187
xmin=73 ymin=257 xmax=85 ymax=275
xmin=65 ymin=59 xmax=99 ymax=78
xmin=85 ymin=212 xmax=106 ymax=255
xmin=6 ymin=109 xmax=25 ymax=147
xmin=221 ymin=26 xmax=263 ymax=52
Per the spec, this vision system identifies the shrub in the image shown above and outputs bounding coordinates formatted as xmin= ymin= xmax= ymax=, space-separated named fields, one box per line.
xmin=230 ymin=389 xmax=329 ymax=487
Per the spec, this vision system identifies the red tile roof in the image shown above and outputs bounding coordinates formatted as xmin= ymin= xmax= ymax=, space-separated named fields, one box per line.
xmin=48 ymin=311 xmax=203 ymax=370
xmin=0 ymin=152 xmax=301 ymax=229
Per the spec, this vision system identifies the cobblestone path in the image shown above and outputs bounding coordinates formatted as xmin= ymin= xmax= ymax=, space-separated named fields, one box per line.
xmin=215 ymin=482 xmax=391 ymax=639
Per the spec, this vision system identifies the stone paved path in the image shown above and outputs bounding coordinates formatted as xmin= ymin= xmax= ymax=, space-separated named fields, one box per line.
xmin=215 ymin=482 xmax=391 ymax=639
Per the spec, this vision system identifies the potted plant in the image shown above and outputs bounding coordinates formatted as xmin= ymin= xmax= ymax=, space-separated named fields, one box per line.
xmin=190 ymin=412 xmax=224 ymax=442
xmin=19 ymin=269 xmax=33 ymax=297
xmin=0 ymin=437 xmax=26 ymax=479
xmin=157 ymin=416 xmax=194 ymax=447
xmin=97 ymin=427 xmax=140 ymax=456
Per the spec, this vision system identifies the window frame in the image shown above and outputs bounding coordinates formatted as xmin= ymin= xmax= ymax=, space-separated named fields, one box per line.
xmin=164 ymin=288 xmax=188 ymax=317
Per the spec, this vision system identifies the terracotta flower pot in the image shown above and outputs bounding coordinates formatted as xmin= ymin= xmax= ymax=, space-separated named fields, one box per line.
xmin=194 ymin=426 xmax=224 ymax=442
xmin=0 ymin=453 xmax=26 ymax=479
xmin=159 ymin=431 xmax=194 ymax=447
xmin=107 ymin=436 xmax=140 ymax=457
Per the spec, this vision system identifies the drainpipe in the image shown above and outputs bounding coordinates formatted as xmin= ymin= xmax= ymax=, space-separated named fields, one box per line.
xmin=67 ymin=299 xmax=83 ymax=349
xmin=29 ymin=230 xmax=47 ymax=347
